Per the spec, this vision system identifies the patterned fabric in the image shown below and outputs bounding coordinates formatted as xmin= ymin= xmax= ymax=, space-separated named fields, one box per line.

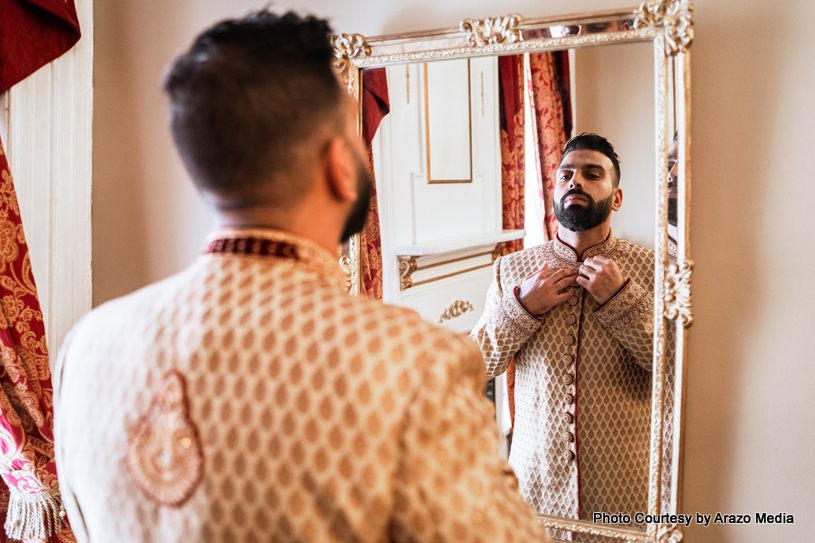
xmin=0 ymin=0 xmax=81 ymax=93
xmin=498 ymin=55 xmax=525 ymax=257
xmin=0 ymin=140 xmax=75 ymax=542
xmin=360 ymin=68 xmax=389 ymax=300
xmin=470 ymin=231 xmax=654 ymax=541
xmin=527 ymin=52 xmax=570 ymax=243
xmin=53 ymin=227 xmax=548 ymax=543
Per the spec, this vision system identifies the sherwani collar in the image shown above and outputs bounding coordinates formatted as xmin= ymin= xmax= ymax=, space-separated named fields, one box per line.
xmin=204 ymin=227 xmax=347 ymax=290
xmin=552 ymin=230 xmax=617 ymax=262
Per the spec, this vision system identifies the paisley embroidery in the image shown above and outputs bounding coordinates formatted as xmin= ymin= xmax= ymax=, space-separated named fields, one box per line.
xmin=126 ymin=370 xmax=204 ymax=507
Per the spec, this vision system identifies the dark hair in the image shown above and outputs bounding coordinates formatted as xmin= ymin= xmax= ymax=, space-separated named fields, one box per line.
xmin=561 ymin=133 xmax=621 ymax=187
xmin=163 ymin=10 xmax=343 ymax=209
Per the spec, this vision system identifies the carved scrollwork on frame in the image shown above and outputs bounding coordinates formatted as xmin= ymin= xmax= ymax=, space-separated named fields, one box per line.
xmin=339 ymin=255 xmax=355 ymax=294
xmin=460 ymin=14 xmax=524 ymax=47
xmin=634 ymin=0 xmax=694 ymax=56
xmin=665 ymin=259 xmax=693 ymax=327
xmin=398 ymin=256 xmax=418 ymax=290
xmin=438 ymin=300 xmax=474 ymax=323
xmin=657 ymin=523 xmax=683 ymax=543
xmin=331 ymin=33 xmax=370 ymax=90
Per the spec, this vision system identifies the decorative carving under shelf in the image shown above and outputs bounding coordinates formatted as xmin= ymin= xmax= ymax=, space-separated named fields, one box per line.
xmin=635 ymin=0 xmax=694 ymax=56
xmin=438 ymin=300 xmax=474 ymax=323
xmin=460 ymin=14 xmax=523 ymax=47
xmin=398 ymin=256 xmax=418 ymax=290
xmin=492 ymin=242 xmax=506 ymax=262
xmin=657 ymin=523 xmax=683 ymax=543
xmin=665 ymin=258 xmax=693 ymax=327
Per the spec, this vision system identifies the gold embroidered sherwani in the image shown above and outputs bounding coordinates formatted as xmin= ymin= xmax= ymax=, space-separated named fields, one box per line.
xmin=54 ymin=228 xmax=548 ymax=543
xmin=470 ymin=232 xmax=654 ymax=537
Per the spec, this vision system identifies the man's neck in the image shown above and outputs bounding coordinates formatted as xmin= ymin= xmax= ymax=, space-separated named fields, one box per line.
xmin=212 ymin=206 xmax=341 ymax=255
xmin=557 ymin=223 xmax=611 ymax=260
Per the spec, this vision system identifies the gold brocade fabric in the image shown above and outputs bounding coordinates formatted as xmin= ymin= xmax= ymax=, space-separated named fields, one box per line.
xmin=54 ymin=228 xmax=548 ymax=543
xmin=470 ymin=232 xmax=655 ymax=541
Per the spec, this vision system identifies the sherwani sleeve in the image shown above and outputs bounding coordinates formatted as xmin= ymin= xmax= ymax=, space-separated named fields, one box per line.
xmin=593 ymin=280 xmax=654 ymax=370
xmin=469 ymin=258 xmax=544 ymax=380
xmin=390 ymin=339 xmax=548 ymax=543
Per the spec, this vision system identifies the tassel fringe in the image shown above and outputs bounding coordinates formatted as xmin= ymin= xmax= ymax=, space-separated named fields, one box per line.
xmin=4 ymin=487 xmax=65 ymax=541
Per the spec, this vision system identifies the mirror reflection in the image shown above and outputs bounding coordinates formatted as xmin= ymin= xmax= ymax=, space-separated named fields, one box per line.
xmin=362 ymin=40 xmax=673 ymax=539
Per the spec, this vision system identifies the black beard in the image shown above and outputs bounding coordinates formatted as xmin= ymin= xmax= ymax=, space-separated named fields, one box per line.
xmin=668 ymin=197 xmax=678 ymax=227
xmin=340 ymin=154 xmax=373 ymax=243
xmin=554 ymin=188 xmax=613 ymax=232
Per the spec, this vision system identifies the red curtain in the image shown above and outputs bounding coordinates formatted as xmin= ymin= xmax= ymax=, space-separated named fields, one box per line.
xmin=0 ymin=0 xmax=81 ymax=93
xmin=0 ymin=143 xmax=75 ymax=542
xmin=359 ymin=68 xmax=389 ymax=300
xmin=527 ymin=51 xmax=571 ymax=242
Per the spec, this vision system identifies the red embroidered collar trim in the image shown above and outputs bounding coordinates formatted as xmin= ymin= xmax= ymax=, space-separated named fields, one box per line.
xmin=205 ymin=236 xmax=300 ymax=260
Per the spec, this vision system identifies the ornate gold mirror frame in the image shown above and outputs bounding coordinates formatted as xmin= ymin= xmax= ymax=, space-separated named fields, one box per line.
xmin=333 ymin=1 xmax=693 ymax=541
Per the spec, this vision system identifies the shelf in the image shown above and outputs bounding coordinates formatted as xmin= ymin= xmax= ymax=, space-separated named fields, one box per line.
xmin=395 ymin=229 xmax=525 ymax=257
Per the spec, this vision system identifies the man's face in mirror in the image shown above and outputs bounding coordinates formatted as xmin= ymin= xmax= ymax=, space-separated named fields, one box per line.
xmin=560 ymin=20 xmax=630 ymax=36
xmin=553 ymin=149 xmax=620 ymax=232
xmin=667 ymin=139 xmax=678 ymax=227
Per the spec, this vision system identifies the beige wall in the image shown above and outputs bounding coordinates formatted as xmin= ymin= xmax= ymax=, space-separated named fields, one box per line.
xmin=573 ymin=42 xmax=655 ymax=249
xmin=93 ymin=0 xmax=815 ymax=540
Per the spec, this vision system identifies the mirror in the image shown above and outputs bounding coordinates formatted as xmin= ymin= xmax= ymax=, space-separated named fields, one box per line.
xmin=334 ymin=2 xmax=693 ymax=541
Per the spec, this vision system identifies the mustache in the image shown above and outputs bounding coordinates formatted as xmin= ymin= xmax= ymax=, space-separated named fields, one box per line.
xmin=560 ymin=188 xmax=594 ymax=205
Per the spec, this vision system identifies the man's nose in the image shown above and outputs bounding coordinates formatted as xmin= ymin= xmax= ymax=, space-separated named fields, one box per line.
xmin=569 ymin=175 xmax=583 ymax=188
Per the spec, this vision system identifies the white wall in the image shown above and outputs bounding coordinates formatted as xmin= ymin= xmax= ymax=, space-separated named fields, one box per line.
xmin=93 ymin=0 xmax=815 ymax=540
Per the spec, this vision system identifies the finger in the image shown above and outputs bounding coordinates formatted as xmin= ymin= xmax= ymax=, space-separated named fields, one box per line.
xmin=592 ymin=256 xmax=612 ymax=265
xmin=580 ymin=258 xmax=602 ymax=272
xmin=575 ymin=276 xmax=590 ymax=288
xmin=578 ymin=265 xmax=596 ymax=278
xmin=553 ymin=273 xmax=580 ymax=288
xmin=539 ymin=267 xmax=566 ymax=279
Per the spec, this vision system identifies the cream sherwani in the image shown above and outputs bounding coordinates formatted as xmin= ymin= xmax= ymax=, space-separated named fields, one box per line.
xmin=470 ymin=232 xmax=654 ymax=536
xmin=54 ymin=228 xmax=548 ymax=543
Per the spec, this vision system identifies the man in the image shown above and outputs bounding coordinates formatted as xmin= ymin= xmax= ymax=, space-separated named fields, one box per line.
xmin=471 ymin=134 xmax=654 ymax=539
xmin=53 ymin=11 xmax=547 ymax=543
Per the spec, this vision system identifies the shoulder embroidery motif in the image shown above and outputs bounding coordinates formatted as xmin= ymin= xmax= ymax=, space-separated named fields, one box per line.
xmin=126 ymin=370 xmax=204 ymax=507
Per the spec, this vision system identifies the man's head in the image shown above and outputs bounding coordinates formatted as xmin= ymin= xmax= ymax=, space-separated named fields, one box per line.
xmin=553 ymin=133 xmax=623 ymax=233
xmin=163 ymin=10 xmax=370 ymax=241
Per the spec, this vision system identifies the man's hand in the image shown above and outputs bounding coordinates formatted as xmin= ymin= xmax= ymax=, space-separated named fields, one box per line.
xmin=518 ymin=263 xmax=579 ymax=317
xmin=576 ymin=256 xmax=625 ymax=305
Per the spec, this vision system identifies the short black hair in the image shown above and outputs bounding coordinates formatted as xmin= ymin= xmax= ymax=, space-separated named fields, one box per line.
xmin=163 ymin=10 xmax=344 ymax=209
xmin=561 ymin=133 xmax=621 ymax=187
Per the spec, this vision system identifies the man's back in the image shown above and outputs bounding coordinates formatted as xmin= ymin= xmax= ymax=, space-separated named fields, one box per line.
xmin=55 ymin=229 xmax=545 ymax=542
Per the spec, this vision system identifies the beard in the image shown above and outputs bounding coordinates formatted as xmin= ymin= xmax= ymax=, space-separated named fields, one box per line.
xmin=339 ymin=153 xmax=373 ymax=243
xmin=553 ymin=188 xmax=614 ymax=232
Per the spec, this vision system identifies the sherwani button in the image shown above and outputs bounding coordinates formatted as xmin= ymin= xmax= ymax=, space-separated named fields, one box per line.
xmin=563 ymin=412 xmax=573 ymax=424
xmin=568 ymin=296 xmax=579 ymax=306
xmin=563 ymin=450 xmax=575 ymax=462
xmin=562 ymin=354 xmax=573 ymax=365
xmin=562 ymin=374 xmax=574 ymax=385
xmin=566 ymin=314 xmax=577 ymax=325
xmin=563 ymin=334 xmax=575 ymax=346
xmin=564 ymin=393 xmax=574 ymax=404
xmin=563 ymin=432 xmax=574 ymax=443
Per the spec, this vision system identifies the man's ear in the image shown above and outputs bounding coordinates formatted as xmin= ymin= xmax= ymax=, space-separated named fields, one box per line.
xmin=612 ymin=187 xmax=623 ymax=211
xmin=324 ymin=137 xmax=358 ymax=204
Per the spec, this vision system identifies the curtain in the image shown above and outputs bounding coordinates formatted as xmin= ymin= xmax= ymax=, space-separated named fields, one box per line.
xmin=0 ymin=142 xmax=75 ymax=542
xmin=527 ymin=51 xmax=571 ymax=242
xmin=0 ymin=2 xmax=81 ymax=540
xmin=0 ymin=0 xmax=81 ymax=93
xmin=359 ymin=68 xmax=390 ymax=300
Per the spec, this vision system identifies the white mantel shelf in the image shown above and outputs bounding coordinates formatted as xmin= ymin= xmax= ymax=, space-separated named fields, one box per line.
xmin=395 ymin=229 xmax=525 ymax=257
